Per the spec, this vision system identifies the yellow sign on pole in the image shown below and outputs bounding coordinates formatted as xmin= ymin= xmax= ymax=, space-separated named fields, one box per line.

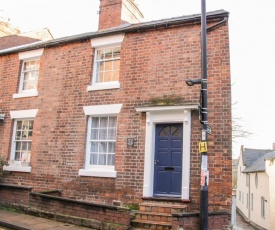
xmin=199 ymin=141 xmax=207 ymax=153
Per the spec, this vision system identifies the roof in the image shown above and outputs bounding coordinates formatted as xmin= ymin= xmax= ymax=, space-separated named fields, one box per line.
xmin=0 ymin=28 xmax=53 ymax=50
xmin=0 ymin=9 xmax=229 ymax=56
xmin=0 ymin=35 xmax=41 ymax=50
xmin=242 ymin=148 xmax=271 ymax=167
xmin=243 ymin=151 xmax=275 ymax=173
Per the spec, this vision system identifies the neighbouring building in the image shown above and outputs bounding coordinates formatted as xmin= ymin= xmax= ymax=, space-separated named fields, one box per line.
xmin=0 ymin=16 xmax=53 ymax=50
xmin=236 ymin=145 xmax=275 ymax=230
xmin=0 ymin=0 xmax=232 ymax=229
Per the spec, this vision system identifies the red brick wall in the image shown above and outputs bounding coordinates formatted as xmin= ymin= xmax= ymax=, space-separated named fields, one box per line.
xmin=172 ymin=212 xmax=230 ymax=230
xmin=29 ymin=192 xmax=130 ymax=229
xmin=0 ymin=21 xmax=232 ymax=212
xmin=0 ymin=184 xmax=31 ymax=206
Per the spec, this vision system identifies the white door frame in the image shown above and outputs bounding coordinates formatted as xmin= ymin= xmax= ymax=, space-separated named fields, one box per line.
xmin=136 ymin=105 xmax=198 ymax=200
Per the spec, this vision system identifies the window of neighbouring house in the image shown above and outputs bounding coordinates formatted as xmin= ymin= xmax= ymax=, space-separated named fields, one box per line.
xmin=261 ymin=196 xmax=266 ymax=218
xmin=4 ymin=109 xmax=38 ymax=172
xmin=13 ymin=49 xmax=44 ymax=98
xmin=87 ymin=34 xmax=124 ymax=91
xmin=239 ymin=191 xmax=241 ymax=201
xmin=251 ymin=193 xmax=253 ymax=211
xmin=79 ymin=104 xmax=122 ymax=177
xmin=255 ymin=173 xmax=258 ymax=188
xmin=246 ymin=174 xmax=249 ymax=186
xmin=246 ymin=193 xmax=249 ymax=208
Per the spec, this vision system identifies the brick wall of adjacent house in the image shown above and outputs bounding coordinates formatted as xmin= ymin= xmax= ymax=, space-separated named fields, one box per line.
xmin=0 ymin=20 xmax=231 ymax=213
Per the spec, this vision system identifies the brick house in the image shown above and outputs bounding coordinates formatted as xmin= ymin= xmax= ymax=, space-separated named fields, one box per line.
xmin=0 ymin=0 xmax=232 ymax=229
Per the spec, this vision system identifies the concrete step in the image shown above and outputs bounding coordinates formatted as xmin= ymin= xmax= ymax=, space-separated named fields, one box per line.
xmin=134 ymin=211 xmax=173 ymax=223
xmin=139 ymin=202 xmax=187 ymax=214
xmin=131 ymin=219 xmax=172 ymax=230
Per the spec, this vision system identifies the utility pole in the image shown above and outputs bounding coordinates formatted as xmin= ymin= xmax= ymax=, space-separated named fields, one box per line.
xmin=185 ymin=0 xmax=208 ymax=229
xmin=199 ymin=0 xmax=208 ymax=229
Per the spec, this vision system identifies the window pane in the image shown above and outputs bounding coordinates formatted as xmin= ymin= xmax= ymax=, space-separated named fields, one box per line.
xmin=113 ymin=60 xmax=120 ymax=70
xmin=22 ymin=142 xmax=28 ymax=150
xmin=16 ymin=121 xmax=22 ymax=129
xmin=15 ymin=152 xmax=21 ymax=161
xmin=91 ymin=129 xmax=99 ymax=140
xmin=98 ymin=154 xmax=106 ymax=165
xmin=22 ymin=131 xmax=28 ymax=140
xmin=15 ymin=142 xmax=21 ymax=151
xmin=97 ymin=50 xmax=104 ymax=60
xmin=108 ymin=142 xmax=116 ymax=153
xmin=15 ymin=131 xmax=21 ymax=140
xmin=104 ymin=60 xmax=112 ymax=71
xmin=108 ymin=128 xmax=116 ymax=140
xmin=28 ymin=131 xmax=33 ymax=140
xmin=99 ymin=129 xmax=108 ymax=139
xmin=113 ymin=70 xmax=119 ymax=81
xmin=98 ymin=61 xmax=105 ymax=71
xmin=113 ymin=47 xmax=120 ymax=58
xmin=29 ymin=120 xmax=34 ymax=129
xmin=105 ymin=49 xmax=112 ymax=59
xmin=98 ymin=142 xmax=107 ymax=153
xmin=100 ymin=117 xmax=108 ymax=128
xmin=90 ymin=142 xmax=97 ymax=152
xmin=107 ymin=154 xmax=115 ymax=165
xmin=109 ymin=117 xmax=117 ymax=127
xmin=98 ymin=72 xmax=104 ymax=83
xmin=104 ymin=71 xmax=112 ymax=82
xmin=90 ymin=153 xmax=98 ymax=165
xmin=91 ymin=117 xmax=99 ymax=128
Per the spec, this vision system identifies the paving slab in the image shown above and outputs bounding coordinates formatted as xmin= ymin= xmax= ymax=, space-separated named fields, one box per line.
xmin=0 ymin=209 xmax=92 ymax=230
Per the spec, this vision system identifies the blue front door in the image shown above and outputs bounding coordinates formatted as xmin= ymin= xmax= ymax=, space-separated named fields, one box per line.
xmin=154 ymin=123 xmax=183 ymax=197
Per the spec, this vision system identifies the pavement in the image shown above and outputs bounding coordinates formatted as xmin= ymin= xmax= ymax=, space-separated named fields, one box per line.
xmin=0 ymin=208 xmax=257 ymax=230
xmin=233 ymin=211 xmax=257 ymax=230
xmin=0 ymin=209 xmax=92 ymax=230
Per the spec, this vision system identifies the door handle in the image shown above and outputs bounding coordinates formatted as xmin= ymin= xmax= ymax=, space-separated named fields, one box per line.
xmin=154 ymin=160 xmax=159 ymax=165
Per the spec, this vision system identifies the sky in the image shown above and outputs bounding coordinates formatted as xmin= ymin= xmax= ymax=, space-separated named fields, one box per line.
xmin=1 ymin=0 xmax=275 ymax=158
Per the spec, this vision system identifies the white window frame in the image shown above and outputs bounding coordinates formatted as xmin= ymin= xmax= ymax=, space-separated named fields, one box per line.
xmin=79 ymin=104 xmax=122 ymax=178
xmin=4 ymin=109 xmax=38 ymax=172
xmin=136 ymin=104 xmax=199 ymax=200
xmin=13 ymin=49 xmax=44 ymax=99
xmin=87 ymin=34 xmax=124 ymax=91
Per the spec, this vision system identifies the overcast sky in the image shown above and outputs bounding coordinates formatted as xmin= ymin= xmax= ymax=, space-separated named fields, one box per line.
xmin=1 ymin=0 xmax=275 ymax=158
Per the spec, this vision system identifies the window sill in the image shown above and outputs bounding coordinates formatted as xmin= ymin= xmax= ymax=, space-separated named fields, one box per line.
xmin=13 ymin=91 xmax=38 ymax=99
xmin=87 ymin=82 xmax=120 ymax=91
xmin=3 ymin=165 xmax=31 ymax=173
xmin=78 ymin=169 xmax=117 ymax=178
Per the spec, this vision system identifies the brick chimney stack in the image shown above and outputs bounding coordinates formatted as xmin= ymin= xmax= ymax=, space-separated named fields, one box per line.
xmin=98 ymin=0 xmax=144 ymax=31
